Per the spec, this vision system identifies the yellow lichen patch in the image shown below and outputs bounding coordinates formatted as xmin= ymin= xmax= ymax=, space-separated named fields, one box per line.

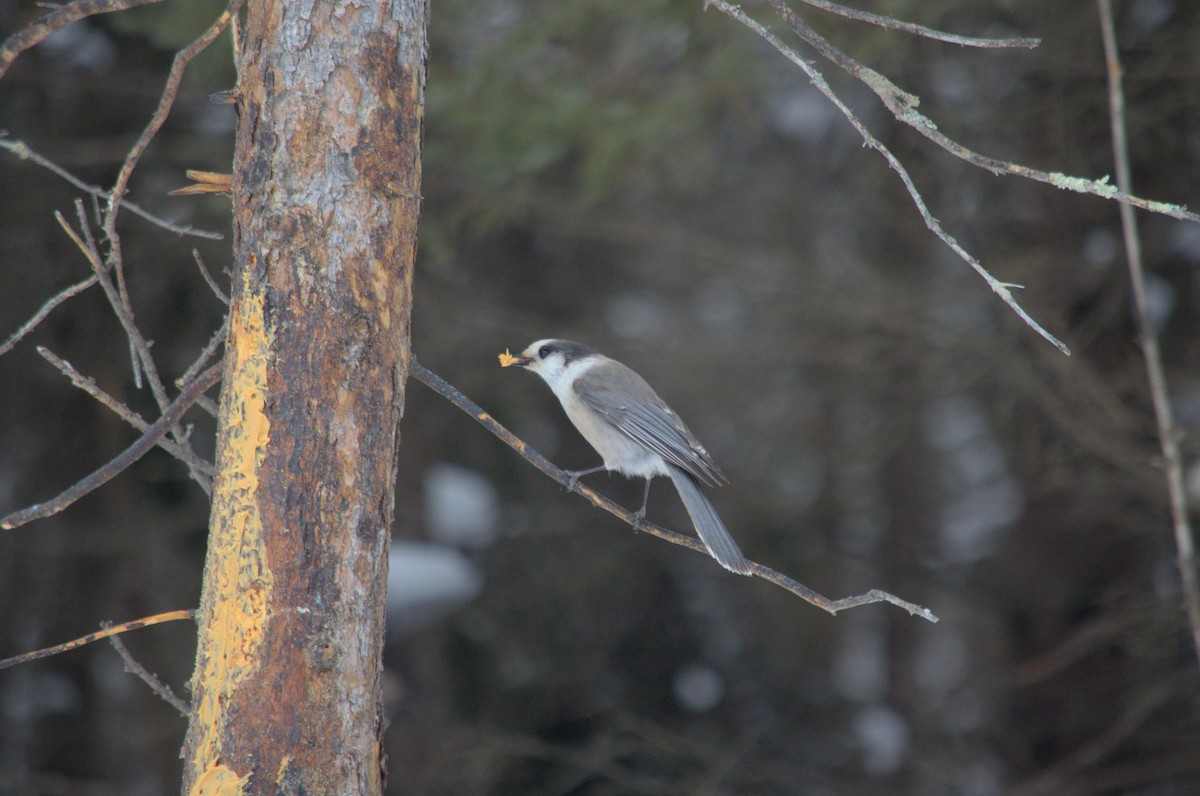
xmin=187 ymin=266 xmax=276 ymax=782
xmin=189 ymin=762 xmax=249 ymax=796
xmin=498 ymin=349 xmax=521 ymax=367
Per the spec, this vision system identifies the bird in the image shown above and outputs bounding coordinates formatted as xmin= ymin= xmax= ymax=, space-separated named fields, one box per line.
xmin=504 ymin=339 xmax=752 ymax=575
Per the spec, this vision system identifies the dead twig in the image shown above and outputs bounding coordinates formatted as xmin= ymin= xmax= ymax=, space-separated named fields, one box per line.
xmin=412 ymin=360 xmax=938 ymax=622
xmin=99 ymin=0 xmax=244 ymax=333
xmin=791 ymin=0 xmax=1040 ymax=49
xmin=101 ymin=0 xmax=243 ymax=229
xmin=758 ymin=1 xmax=1199 ymax=224
xmin=107 ymin=632 xmax=190 ymax=716
xmin=712 ymin=0 xmax=1069 ymax=354
xmin=0 ymin=134 xmax=222 ymax=239
xmin=0 ymin=0 xmax=167 ymax=78
xmin=0 ymin=609 xmax=194 ymax=671
xmin=38 ymin=347 xmax=215 ymax=491
xmin=176 ymin=316 xmax=228 ymax=418
xmin=0 ymin=362 xmax=222 ymax=530
xmin=58 ymin=204 xmax=213 ymax=488
xmin=0 ymin=274 xmax=97 ymax=358
xmin=1095 ymin=0 xmax=1200 ymax=669
xmin=192 ymin=249 xmax=230 ymax=305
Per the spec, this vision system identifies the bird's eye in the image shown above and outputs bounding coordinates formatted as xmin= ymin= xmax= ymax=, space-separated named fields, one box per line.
xmin=538 ymin=345 xmax=553 ymax=359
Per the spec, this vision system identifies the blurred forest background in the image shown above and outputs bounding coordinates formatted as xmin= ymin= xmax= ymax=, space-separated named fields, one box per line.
xmin=2 ymin=0 xmax=1200 ymax=794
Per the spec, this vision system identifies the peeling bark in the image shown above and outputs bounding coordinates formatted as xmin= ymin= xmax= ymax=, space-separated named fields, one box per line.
xmin=181 ymin=2 xmax=427 ymax=794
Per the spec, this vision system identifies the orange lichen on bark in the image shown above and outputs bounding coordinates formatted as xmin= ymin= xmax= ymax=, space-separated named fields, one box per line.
xmin=190 ymin=763 xmax=250 ymax=796
xmin=185 ymin=268 xmax=275 ymax=795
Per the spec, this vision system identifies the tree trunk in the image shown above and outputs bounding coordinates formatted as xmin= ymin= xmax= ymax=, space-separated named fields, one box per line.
xmin=180 ymin=1 xmax=427 ymax=793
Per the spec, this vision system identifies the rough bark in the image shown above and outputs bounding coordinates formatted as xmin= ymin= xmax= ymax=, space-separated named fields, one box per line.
xmin=180 ymin=1 xmax=427 ymax=794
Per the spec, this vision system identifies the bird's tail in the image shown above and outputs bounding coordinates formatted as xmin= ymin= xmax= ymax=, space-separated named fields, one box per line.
xmin=667 ymin=465 xmax=752 ymax=575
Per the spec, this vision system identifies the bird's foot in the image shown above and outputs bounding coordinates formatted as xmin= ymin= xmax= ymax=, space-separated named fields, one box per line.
xmin=564 ymin=465 xmax=605 ymax=492
xmin=630 ymin=507 xmax=647 ymax=533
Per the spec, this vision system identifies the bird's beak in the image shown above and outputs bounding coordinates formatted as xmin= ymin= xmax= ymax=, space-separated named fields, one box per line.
xmin=498 ymin=349 xmax=533 ymax=368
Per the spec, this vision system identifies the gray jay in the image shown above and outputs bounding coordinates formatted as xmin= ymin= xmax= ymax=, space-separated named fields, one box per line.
xmin=504 ymin=339 xmax=752 ymax=575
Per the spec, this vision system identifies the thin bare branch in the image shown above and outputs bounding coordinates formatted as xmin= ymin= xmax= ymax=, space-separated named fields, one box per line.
xmin=0 ymin=274 xmax=97 ymax=358
xmin=712 ymin=1 xmax=1069 ymax=354
xmin=176 ymin=316 xmax=228 ymax=417
xmin=102 ymin=0 xmax=244 ymax=230
xmin=0 ymin=135 xmax=222 ymax=239
xmin=0 ymin=0 xmax=167 ymax=78
xmin=96 ymin=0 xmax=242 ymax=341
xmin=789 ymin=0 xmax=1040 ymax=49
xmin=38 ymin=347 xmax=215 ymax=490
xmin=0 ymin=610 xmax=193 ymax=671
xmin=0 ymin=362 xmax=222 ymax=530
xmin=107 ymin=632 xmax=190 ymax=716
xmin=758 ymin=0 xmax=1200 ymax=224
xmin=192 ymin=249 xmax=230 ymax=304
xmin=413 ymin=360 xmax=938 ymax=622
xmin=60 ymin=203 xmax=212 ymax=486
xmin=1096 ymin=0 xmax=1200 ymax=669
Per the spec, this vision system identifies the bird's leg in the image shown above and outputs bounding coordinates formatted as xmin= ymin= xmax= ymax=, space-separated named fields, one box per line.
xmin=565 ymin=465 xmax=606 ymax=492
xmin=632 ymin=478 xmax=653 ymax=531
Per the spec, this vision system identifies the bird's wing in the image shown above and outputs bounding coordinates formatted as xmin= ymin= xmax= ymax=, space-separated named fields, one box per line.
xmin=575 ymin=379 xmax=728 ymax=488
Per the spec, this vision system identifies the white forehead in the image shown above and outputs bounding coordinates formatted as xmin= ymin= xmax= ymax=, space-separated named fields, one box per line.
xmin=521 ymin=338 xmax=559 ymax=357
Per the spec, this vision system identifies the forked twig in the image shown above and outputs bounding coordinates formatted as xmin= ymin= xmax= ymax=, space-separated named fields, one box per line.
xmin=412 ymin=360 xmax=938 ymax=622
xmin=756 ymin=1 xmax=1200 ymax=223
xmin=108 ymin=633 xmax=190 ymax=715
xmin=710 ymin=0 xmax=1069 ymax=355
xmin=102 ymin=0 xmax=243 ymax=227
xmin=0 ymin=135 xmax=222 ymax=239
xmin=792 ymin=0 xmax=1040 ymax=49
xmin=38 ymin=347 xmax=215 ymax=490
xmin=57 ymin=204 xmax=213 ymax=488
xmin=98 ymin=0 xmax=243 ymax=351
xmin=0 ymin=362 xmax=222 ymax=530
xmin=1095 ymin=0 xmax=1200 ymax=668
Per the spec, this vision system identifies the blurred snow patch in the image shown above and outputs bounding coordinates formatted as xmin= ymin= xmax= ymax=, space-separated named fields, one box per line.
xmin=832 ymin=613 xmax=888 ymax=703
xmin=954 ymin=757 xmax=1006 ymax=796
xmin=1 ymin=671 xmax=81 ymax=722
xmin=692 ymin=281 xmax=746 ymax=333
xmin=1187 ymin=460 xmax=1200 ymax=508
xmin=923 ymin=395 xmax=984 ymax=452
xmin=771 ymin=451 xmax=824 ymax=514
xmin=42 ymin=23 xmax=116 ymax=71
xmin=770 ymin=89 xmax=836 ymax=142
xmin=1143 ymin=273 xmax=1176 ymax=331
xmin=387 ymin=540 xmax=483 ymax=635
xmin=1082 ymin=227 xmax=1119 ymax=269
xmin=424 ymin=462 xmax=500 ymax=549
xmin=930 ymin=58 xmax=974 ymax=105
xmin=1172 ymin=220 xmax=1200 ymax=261
xmin=854 ymin=705 xmax=910 ymax=776
xmin=939 ymin=479 xmax=1022 ymax=564
xmin=672 ymin=663 xmax=725 ymax=713
xmin=1127 ymin=0 xmax=1175 ymax=37
xmin=605 ymin=292 xmax=668 ymax=339
xmin=923 ymin=395 xmax=1022 ymax=563
xmin=912 ymin=625 xmax=969 ymax=696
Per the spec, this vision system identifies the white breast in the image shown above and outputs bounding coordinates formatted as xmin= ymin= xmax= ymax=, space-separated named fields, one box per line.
xmin=551 ymin=357 xmax=669 ymax=479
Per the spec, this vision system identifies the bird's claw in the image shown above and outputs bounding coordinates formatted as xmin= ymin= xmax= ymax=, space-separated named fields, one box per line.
xmin=631 ymin=508 xmax=647 ymax=532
